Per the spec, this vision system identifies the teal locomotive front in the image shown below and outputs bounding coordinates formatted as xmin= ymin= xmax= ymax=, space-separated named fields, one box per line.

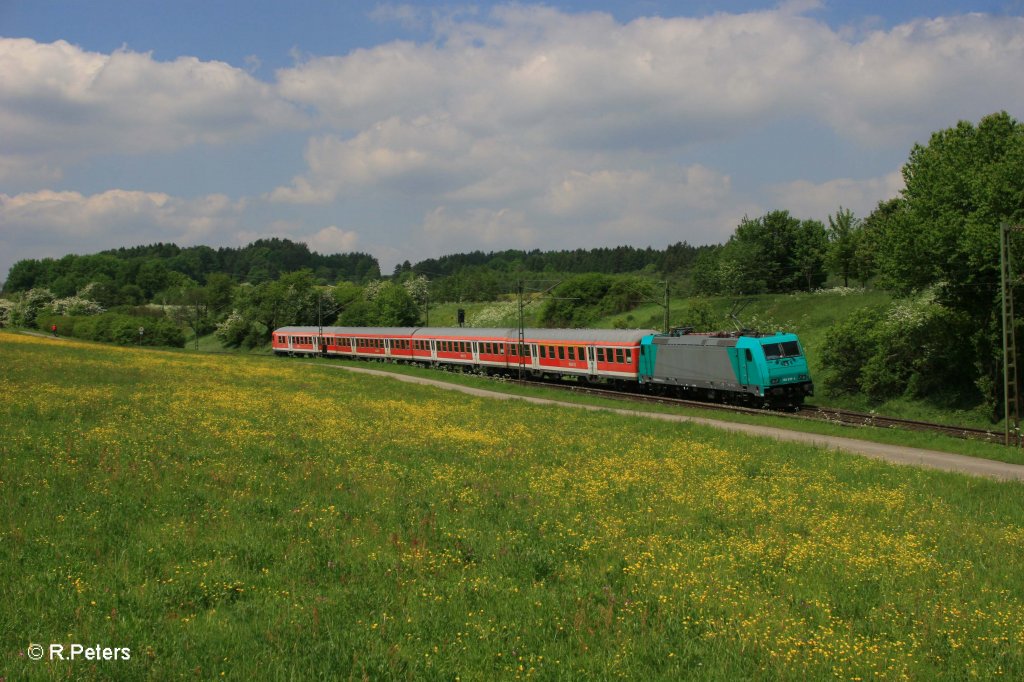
xmin=639 ymin=330 xmax=813 ymax=406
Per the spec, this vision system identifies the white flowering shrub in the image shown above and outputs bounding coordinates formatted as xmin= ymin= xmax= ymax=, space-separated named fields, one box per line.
xmin=50 ymin=295 xmax=106 ymax=316
xmin=811 ymin=286 xmax=866 ymax=297
xmin=469 ymin=302 xmax=519 ymax=327
xmin=8 ymin=288 xmax=55 ymax=327
xmin=214 ymin=310 xmax=249 ymax=347
xmin=362 ymin=280 xmax=385 ymax=302
xmin=744 ymin=314 xmax=798 ymax=335
xmin=403 ymin=275 xmax=430 ymax=306
xmin=886 ymin=287 xmax=938 ymax=328
xmin=0 ymin=299 xmax=14 ymax=327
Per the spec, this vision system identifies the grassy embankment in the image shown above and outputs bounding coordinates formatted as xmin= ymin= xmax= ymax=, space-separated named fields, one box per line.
xmin=3 ymin=331 xmax=1024 ymax=679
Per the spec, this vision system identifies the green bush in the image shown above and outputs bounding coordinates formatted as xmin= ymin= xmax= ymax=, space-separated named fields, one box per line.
xmin=110 ymin=317 xmax=141 ymax=345
xmin=35 ymin=312 xmax=185 ymax=348
xmin=820 ymin=307 xmax=886 ymax=396
xmin=540 ymin=274 xmax=658 ymax=328
xmin=821 ymin=292 xmax=979 ymax=405
xmin=36 ymin=313 xmax=75 ymax=337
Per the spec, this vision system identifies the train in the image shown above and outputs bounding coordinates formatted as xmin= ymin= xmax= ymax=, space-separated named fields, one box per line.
xmin=272 ymin=325 xmax=814 ymax=408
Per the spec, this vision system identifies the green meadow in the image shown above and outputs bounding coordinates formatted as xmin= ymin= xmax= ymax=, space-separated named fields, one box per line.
xmin=3 ymin=331 xmax=1024 ymax=680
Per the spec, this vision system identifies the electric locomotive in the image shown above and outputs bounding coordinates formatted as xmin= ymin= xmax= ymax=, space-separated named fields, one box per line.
xmin=638 ymin=328 xmax=813 ymax=407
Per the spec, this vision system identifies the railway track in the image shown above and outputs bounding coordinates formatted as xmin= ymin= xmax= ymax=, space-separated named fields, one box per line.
xmin=798 ymin=405 xmax=1003 ymax=443
xmin=507 ymin=376 xmax=1004 ymax=444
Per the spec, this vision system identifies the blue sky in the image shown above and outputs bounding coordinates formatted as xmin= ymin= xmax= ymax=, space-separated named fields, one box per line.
xmin=1 ymin=1 xmax=1022 ymax=283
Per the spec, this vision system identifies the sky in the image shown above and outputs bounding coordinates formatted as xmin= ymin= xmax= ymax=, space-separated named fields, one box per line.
xmin=1 ymin=0 xmax=1023 ymax=284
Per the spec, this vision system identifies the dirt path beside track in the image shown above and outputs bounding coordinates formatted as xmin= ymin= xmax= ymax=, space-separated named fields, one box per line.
xmin=319 ymin=362 xmax=1024 ymax=483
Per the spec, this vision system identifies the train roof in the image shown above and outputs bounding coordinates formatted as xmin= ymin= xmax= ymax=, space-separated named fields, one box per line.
xmin=275 ymin=326 xmax=656 ymax=343
xmin=277 ymin=326 xmax=419 ymax=336
xmin=422 ymin=327 xmax=658 ymax=343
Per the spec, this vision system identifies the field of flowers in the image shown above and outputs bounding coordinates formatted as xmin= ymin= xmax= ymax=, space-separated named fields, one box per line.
xmin=3 ymin=331 xmax=1024 ymax=679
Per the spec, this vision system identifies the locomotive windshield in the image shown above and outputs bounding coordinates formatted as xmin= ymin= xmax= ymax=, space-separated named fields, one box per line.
xmin=762 ymin=340 xmax=801 ymax=360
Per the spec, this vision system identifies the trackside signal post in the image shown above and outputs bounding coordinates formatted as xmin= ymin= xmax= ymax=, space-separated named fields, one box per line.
xmin=1001 ymin=223 xmax=1023 ymax=447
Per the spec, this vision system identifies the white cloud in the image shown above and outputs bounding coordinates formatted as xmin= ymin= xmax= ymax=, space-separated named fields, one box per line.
xmin=815 ymin=15 xmax=1024 ymax=144
xmin=406 ymin=163 xmax=749 ymax=265
xmin=0 ymin=189 xmax=246 ymax=274
xmin=0 ymin=38 xmax=307 ymax=179
xmin=233 ymin=223 xmax=361 ymax=256
xmin=306 ymin=225 xmax=360 ymax=254
xmin=541 ymin=165 xmax=731 ymax=220
xmin=269 ymin=117 xmax=477 ymax=203
xmin=368 ymin=4 xmax=431 ymax=31
xmin=3 ymin=188 xmax=240 ymax=236
xmin=423 ymin=206 xmax=536 ymax=247
xmin=768 ymin=171 xmax=905 ymax=222
xmin=274 ymin=7 xmax=1024 ymax=149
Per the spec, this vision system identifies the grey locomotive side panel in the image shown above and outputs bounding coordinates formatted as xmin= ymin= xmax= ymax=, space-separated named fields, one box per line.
xmin=651 ymin=343 xmax=749 ymax=394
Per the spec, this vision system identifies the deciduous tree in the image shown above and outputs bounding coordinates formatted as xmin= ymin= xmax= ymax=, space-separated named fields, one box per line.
xmin=826 ymin=207 xmax=861 ymax=287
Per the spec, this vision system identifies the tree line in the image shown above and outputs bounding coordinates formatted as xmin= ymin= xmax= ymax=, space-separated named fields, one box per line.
xmin=405 ymin=242 xmax=708 ymax=279
xmin=2 ymin=238 xmax=381 ymax=304
xmin=820 ymin=111 xmax=1024 ymax=416
xmin=689 ymin=207 xmax=870 ymax=296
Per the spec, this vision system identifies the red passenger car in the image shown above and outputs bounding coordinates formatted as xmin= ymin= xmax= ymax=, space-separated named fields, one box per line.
xmin=272 ymin=326 xmax=656 ymax=384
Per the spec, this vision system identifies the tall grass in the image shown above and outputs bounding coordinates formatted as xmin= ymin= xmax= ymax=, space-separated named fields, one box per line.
xmin=2 ymin=331 xmax=1023 ymax=679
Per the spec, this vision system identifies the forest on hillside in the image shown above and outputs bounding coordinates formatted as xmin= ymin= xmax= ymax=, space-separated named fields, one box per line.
xmin=2 ymin=238 xmax=381 ymax=304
